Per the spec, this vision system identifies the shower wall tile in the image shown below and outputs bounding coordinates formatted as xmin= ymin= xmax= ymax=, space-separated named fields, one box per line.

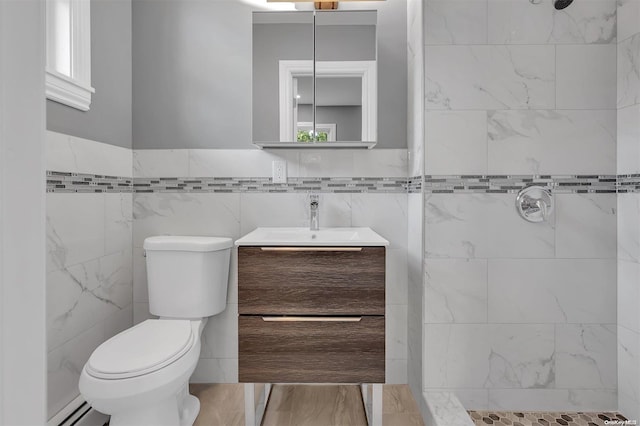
xmin=555 ymin=193 xmax=617 ymax=259
xmin=487 ymin=259 xmax=616 ymax=324
xmin=425 ymin=45 xmax=556 ymax=110
xmin=486 ymin=389 xmax=617 ymax=411
xmin=617 ymin=104 xmax=640 ymax=174
xmin=617 ymin=0 xmax=640 ymax=42
xmin=424 ymin=0 xmax=488 ymax=45
xmin=424 ymin=193 xmax=555 ymax=259
xmin=556 ymin=45 xmax=617 ymax=109
xmin=618 ymin=33 xmax=640 ymax=108
xmin=425 ymin=111 xmax=488 ymax=175
xmin=556 ymin=324 xmax=617 ymax=389
xmin=407 ymin=192 xmax=424 ymax=397
xmin=617 ymin=193 xmax=640 ymax=262
xmin=487 ymin=109 xmax=616 ymax=175
xmin=619 ymin=260 xmax=640 ymax=333
xmin=487 ymin=0 xmax=616 ymax=45
xmin=423 ymin=0 xmax=619 ymax=413
xmin=618 ymin=325 xmax=640 ymax=420
xmin=429 ymin=389 xmax=490 ymax=411
xmin=424 ymin=259 xmax=488 ymax=323
xmin=424 ymin=324 xmax=555 ymax=389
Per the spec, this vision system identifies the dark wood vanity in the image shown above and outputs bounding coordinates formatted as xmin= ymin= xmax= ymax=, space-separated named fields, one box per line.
xmin=238 ymin=246 xmax=386 ymax=384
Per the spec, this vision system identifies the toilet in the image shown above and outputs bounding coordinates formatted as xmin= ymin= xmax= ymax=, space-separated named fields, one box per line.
xmin=79 ymin=235 xmax=232 ymax=426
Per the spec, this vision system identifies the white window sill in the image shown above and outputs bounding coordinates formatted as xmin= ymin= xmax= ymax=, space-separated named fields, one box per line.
xmin=46 ymin=69 xmax=95 ymax=111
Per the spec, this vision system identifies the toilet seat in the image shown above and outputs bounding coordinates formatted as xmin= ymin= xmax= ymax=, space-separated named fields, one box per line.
xmin=86 ymin=319 xmax=195 ymax=380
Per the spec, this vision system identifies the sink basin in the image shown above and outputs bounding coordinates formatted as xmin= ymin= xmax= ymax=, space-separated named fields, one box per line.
xmin=234 ymin=227 xmax=389 ymax=247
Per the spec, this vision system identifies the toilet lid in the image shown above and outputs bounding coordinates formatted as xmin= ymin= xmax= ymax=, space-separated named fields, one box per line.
xmin=86 ymin=319 xmax=195 ymax=380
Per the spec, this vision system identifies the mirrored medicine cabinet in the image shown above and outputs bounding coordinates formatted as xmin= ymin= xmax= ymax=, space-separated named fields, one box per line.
xmin=252 ymin=10 xmax=377 ymax=149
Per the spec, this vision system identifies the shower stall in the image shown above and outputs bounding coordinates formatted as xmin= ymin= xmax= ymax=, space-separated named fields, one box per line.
xmin=408 ymin=0 xmax=640 ymax=423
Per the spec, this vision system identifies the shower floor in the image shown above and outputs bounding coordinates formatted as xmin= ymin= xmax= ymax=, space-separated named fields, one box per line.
xmin=468 ymin=410 xmax=631 ymax=426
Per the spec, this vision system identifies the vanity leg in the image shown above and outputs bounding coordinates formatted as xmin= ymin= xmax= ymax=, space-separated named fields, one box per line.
xmin=372 ymin=384 xmax=382 ymax=426
xmin=244 ymin=383 xmax=255 ymax=426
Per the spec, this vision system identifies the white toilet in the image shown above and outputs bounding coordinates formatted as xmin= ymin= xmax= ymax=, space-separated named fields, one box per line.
xmin=79 ymin=235 xmax=232 ymax=426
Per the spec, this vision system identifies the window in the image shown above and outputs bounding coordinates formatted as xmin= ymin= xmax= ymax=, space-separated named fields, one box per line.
xmin=46 ymin=0 xmax=94 ymax=111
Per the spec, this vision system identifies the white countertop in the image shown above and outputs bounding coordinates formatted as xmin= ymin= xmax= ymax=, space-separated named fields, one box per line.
xmin=235 ymin=227 xmax=389 ymax=247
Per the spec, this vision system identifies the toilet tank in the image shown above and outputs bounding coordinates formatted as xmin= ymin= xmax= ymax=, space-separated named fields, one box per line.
xmin=143 ymin=236 xmax=232 ymax=318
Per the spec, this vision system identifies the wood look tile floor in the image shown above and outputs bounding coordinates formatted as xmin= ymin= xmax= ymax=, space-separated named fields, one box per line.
xmin=190 ymin=384 xmax=424 ymax=426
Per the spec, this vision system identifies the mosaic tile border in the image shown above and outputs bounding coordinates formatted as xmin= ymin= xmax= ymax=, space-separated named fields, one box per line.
xmin=46 ymin=171 xmax=640 ymax=194
xmin=468 ymin=410 xmax=633 ymax=426
xmin=422 ymin=175 xmax=620 ymax=194
xmin=47 ymin=171 xmax=133 ymax=193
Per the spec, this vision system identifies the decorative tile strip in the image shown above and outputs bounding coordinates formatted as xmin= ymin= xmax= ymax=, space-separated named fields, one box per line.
xmin=407 ymin=176 xmax=422 ymax=193
xmin=47 ymin=171 xmax=133 ymax=193
xmin=132 ymin=176 xmax=409 ymax=194
xmin=617 ymin=174 xmax=640 ymax=193
xmin=423 ymin=175 xmax=619 ymax=194
xmin=47 ymin=172 xmax=640 ymax=194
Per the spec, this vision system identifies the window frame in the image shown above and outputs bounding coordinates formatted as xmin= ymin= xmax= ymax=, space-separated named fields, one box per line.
xmin=45 ymin=0 xmax=94 ymax=111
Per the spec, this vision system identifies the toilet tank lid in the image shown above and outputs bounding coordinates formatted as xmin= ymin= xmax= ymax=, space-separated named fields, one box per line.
xmin=144 ymin=236 xmax=233 ymax=252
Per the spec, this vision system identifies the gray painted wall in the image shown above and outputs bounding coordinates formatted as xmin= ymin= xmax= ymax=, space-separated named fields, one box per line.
xmin=46 ymin=0 xmax=132 ymax=149
xmin=133 ymin=0 xmax=406 ymax=149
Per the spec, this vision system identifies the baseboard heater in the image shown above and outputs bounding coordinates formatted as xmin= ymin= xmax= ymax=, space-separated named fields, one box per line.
xmin=48 ymin=395 xmax=109 ymax=426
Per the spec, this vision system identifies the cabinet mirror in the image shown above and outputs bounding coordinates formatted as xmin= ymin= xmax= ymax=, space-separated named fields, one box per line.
xmin=252 ymin=10 xmax=377 ymax=148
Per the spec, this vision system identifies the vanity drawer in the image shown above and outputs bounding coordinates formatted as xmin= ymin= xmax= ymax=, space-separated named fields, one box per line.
xmin=238 ymin=315 xmax=385 ymax=383
xmin=238 ymin=246 xmax=385 ymax=315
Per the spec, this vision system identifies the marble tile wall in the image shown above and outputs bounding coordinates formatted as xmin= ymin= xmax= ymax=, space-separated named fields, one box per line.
xmin=131 ymin=149 xmax=410 ymax=385
xmin=45 ymin=132 xmax=133 ymax=420
xmin=407 ymin=0 xmax=426 ymax=417
xmin=422 ymin=0 xmax=619 ymax=412
xmin=617 ymin=0 xmax=640 ymax=420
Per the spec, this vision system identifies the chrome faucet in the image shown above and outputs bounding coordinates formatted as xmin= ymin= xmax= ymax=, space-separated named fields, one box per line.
xmin=310 ymin=194 xmax=319 ymax=231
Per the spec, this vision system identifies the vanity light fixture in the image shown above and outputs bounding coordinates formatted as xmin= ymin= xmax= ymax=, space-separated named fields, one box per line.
xmin=266 ymin=0 xmax=384 ymax=11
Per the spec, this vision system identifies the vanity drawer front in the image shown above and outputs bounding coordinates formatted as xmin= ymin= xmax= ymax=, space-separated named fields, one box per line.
xmin=238 ymin=246 xmax=385 ymax=315
xmin=238 ymin=315 xmax=385 ymax=383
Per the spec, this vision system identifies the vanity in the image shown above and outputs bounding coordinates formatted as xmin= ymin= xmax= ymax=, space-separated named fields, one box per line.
xmin=235 ymin=227 xmax=389 ymax=426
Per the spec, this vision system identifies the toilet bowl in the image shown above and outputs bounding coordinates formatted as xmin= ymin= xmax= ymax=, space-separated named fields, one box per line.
xmin=80 ymin=319 xmax=205 ymax=426
xmin=78 ymin=236 xmax=232 ymax=426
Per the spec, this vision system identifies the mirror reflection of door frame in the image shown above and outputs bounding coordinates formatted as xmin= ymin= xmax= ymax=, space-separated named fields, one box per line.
xmin=279 ymin=60 xmax=377 ymax=142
